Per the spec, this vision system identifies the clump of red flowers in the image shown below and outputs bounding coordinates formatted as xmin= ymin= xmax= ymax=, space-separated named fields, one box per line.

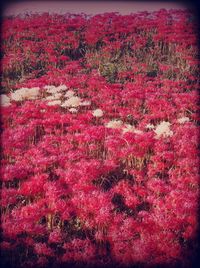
xmin=0 ymin=9 xmax=199 ymax=268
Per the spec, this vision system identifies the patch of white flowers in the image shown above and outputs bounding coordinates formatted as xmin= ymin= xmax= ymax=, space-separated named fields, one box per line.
xmin=65 ymin=90 xmax=75 ymax=98
xmin=122 ymin=124 xmax=135 ymax=133
xmin=123 ymin=124 xmax=143 ymax=134
xmin=105 ymin=119 xmax=123 ymax=129
xmin=44 ymin=85 xmax=67 ymax=93
xmin=154 ymin=121 xmax=173 ymax=138
xmin=44 ymin=85 xmax=68 ymax=104
xmin=105 ymin=120 xmax=143 ymax=134
xmin=1 ymin=85 xmax=92 ymax=114
xmin=80 ymin=100 xmax=91 ymax=106
xmin=56 ymin=85 xmax=68 ymax=92
xmin=0 ymin=94 xmax=11 ymax=107
xmin=11 ymin=87 xmax=40 ymax=101
xmin=146 ymin=124 xmax=155 ymax=129
xmin=43 ymin=85 xmax=91 ymax=111
xmin=69 ymin=108 xmax=78 ymax=113
xmin=61 ymin=96 xmax=81 ymax=108
xmin=1 ymin=87 xmax=41 ymax=107
xmin=47 ymin=100 xmax=62 ymax=106
xmin=178 ymin=117 xmax=190 ymax=124
xmin=92 ymin=109 xmax=104 ymax=117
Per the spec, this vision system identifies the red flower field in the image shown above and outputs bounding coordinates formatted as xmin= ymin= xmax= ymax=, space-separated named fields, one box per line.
xmin=0 ymin=9 xmax=199 ymax=268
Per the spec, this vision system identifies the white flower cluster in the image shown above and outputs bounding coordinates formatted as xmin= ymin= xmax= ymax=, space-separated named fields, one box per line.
xmin=65 ymin=90 xmax=75 ymax=98
xmin=123 ymin=123 xmax=143 ymax=134
xmin=11 ymin=87 xmax=40 ymax=102
xmin=0 ymin=94 xmax=11 ymax=107
xmin=61 ymin=96 xmax=81 ymax=108
xmin=69 ymin=108 xmax=78 ymax=113
xmin=154 ymin=121 xmax=173 ymax=138
xmin=146 ymin=124 xmax=155 ymax=130
xmin=44 ymin=85 xmax=67 ymax=94
xmin=92 ymin=109 xmax=104 ymax=117
xmin=1 ymin=87 xmax=41 ymax=107
xmin=1 ymin=84 xmax=92 ymax=114
xmin=80 ymin=100 xmax=91 ymax=107
xmin=47 ymin=100 xmax=62 ymax=106
xmin=43 ymin=84 xmax=91 ymax=113
xmin=177 ymin=117 xmax=190 ymax=124
xmin=105 ymin=119 xmax=143 ymax=134
xmin=105 ymin=119 xmax=123 ymax=129
xmin=122 ymin=124 xmax=135 ymax=133
xmin=44 ymin=85 xmax=67 ymax=106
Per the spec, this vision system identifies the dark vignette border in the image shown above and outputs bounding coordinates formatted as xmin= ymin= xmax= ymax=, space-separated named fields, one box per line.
xmin=0 ymin=1 xmax=200 ymax=268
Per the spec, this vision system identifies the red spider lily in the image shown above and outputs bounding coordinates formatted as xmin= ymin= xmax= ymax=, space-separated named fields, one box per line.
xmin=34 ymin=243 xmax=54 ymax=256
xmin=48 ymin=229 xmax=62 ymax=244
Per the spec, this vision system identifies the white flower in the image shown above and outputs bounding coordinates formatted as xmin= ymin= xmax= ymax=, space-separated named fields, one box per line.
xmin=44 ymin=85 xmax=66 ymax=94
xmin=69 ymin=108 xmax=78 ymax=113
xmin=56 ymin=85 xmax=67 ymax=91
xmin=65 ymin=90 xmax=75 ymax=98
xmin=47 ymin=100 xmax=61 ymax=106
xmin=122 ymin=124 xmax=143 ymax=134
xmin=61 ymin=103 xmax=67 ymax=108
xmin=10 ymin=87 xmax=40 ymax=101
xmin=45 ymin=95 xmax=57 ymax=101
xmin=10 ymin=90 xmax=23 ymax=101
xmin=46 ymin=87 xmax=59 ymax=94
xmin=0 ymin=94 xmax=11 ymax=107
xmin=146 ymin=124 xmax=155 ymax=129
xmin=62 ymin=96 xmax=81 ymax=107
xmin=92 ymin=109 xmax=104 ymax=117
xmin=122 ymin=124 xmax=135 ymax=133
xmin=178 ymin=117 xmax=190 ymax=124
xmin=53 ymin=93 xmax=62 ymax=99
xmin=80 ymin=100 xmax=91 ymax=106
xmin=44 ymin=85 xmax=59 ymax=94
xmin=27 ymin=87 xmax=40 ymax=99
xmin=133 ymin=129 xmax=143 ymax=134
xmin=44 ymin=85 xmax=55 ymax=90
xmin=154 ymin=121 xmax=173 ymax=138
xmin=45 ymin=92 xmax=62 ymax=101
xmin=105 ymin=119 xmax=123 ymax=129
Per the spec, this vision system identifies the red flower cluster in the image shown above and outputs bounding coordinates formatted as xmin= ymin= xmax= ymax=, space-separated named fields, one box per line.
xmin=1 ymin=9 xmax=199 ymax=268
